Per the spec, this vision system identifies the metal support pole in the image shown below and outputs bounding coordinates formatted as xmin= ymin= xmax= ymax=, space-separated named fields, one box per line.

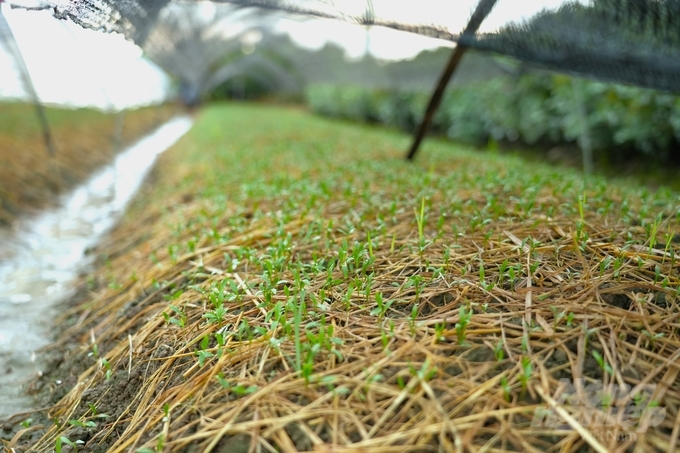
xmin=406 ymin=0 xmax=498 ymax=161
xmin=0 ymin=7 xmax=56 ymax=157
xmin=406 ymin=44 xmax=468 ymax=160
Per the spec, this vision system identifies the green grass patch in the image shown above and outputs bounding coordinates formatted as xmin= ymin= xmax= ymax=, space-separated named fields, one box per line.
xmin=0 ymin=102 xmax=178 ymax=225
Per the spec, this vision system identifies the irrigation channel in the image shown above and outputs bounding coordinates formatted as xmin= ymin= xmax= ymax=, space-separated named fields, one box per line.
xmin=0 ymin=117 xmax=193 ymax=419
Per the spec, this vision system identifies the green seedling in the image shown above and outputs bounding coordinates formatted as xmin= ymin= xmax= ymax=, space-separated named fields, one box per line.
xmin=381 ymin=320 xmax=396 ymax=352
xmin=413 ymin=359 xmax=437 ymax=382
xmin=551 ymin=306 xmax=566 ymax=330
xmin=68 ymin=419 xmax=97 ymax=429
xmin=415 ymin=196 xmax=429 ymax=254
xmin=293 ymin=290 xmax=305 ymax=378
xmin=521 ymin=331 xmax=530 ymax=354
xmin=642 ymin=329 xmax=665 ymax=349
xmin=613 ymin=256 xmax=624 ymax=279
xmin=575 ymin=194 xmax=588 ymax=250
xmin=443 ymin=246 xmax=451 ymax=269
xmin=646 ymin=213 xmax=662 ymax=253
xmin=409 ymin=304 xmax=419 ymax=336
xmin=343 ymin=282 xmax=354 ymax=310
xmin=216 ymin=373 xmax=230 ymax=389
xmin=663 ymin=232 xmax=674 ymax=266
xmin=479 ymin=262 xmax=495 ymax=291
xmin=578 ymin=193 xmax=586 ymax=224
xmin=87 ymin=403 xmax=109 ymax=419
xmin=519 ymin=356 xmax=532 ymax=397
xmin=592 ymin=350 xmax=613 ymax=376
xmin=231 ymin=384 xmax=258 ymax=397
xmin=494 ymin=341 xmax=505 ymax=361
xmin=108 ymin=281 xmax=123 ymax=291
xmin=196 ymin=336 xmax=215 ymax=367
xmin=599 ymin=256 xmax=612 ymax=276
xmin=162 ymin=304 xmax=187 ymax=328
xmin=154 ymin=434 xmax=166 ymax=453
xmin=455 ymin=305 xmax=472 ymax=345
xmin=88 ymin=343 xmax=99 ymax=360
xmin=163 ymin=289 xmax=183 ymax=301
xmin=380 ymin=325 xmax=391 ymax=351
xmin=501 ymin=376 xmax=511 ymax=402
xmin=407 ymin=274 xmax=425 ymax=301
xmin=56 ymin=436 xmax=84 ymax=453
xmin=498 ymin=259 xmax=508 ymax=287
xmin=529 ymin=260 xmax=540 ymax=275
xmin=584 ymin=327 xmax=597 ymax=349
xmin=203 ymin=303 xmax=227 ymax=324
xmin=434 ymin=323 xmax=446 ymax=344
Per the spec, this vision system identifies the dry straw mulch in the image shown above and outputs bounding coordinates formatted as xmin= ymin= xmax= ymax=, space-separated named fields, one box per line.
xmin=0 ymin=102 xmax=179 ymax=226
xmin=7 ymin=104 xmax=680 ymax=453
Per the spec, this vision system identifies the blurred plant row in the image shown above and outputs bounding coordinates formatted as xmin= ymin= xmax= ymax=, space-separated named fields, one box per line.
xmin=306 ymin=74 xmax=680 ymax=163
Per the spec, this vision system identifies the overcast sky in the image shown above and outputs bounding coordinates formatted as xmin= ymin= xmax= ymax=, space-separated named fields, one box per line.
xmin=0 ymin=1 xmax=585 ymax=108
xmin=0 ymin=5 xmax=170 ymax=110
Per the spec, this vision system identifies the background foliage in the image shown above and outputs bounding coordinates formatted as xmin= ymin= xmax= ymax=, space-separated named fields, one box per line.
xmin=306 ymin=73 xmax=680 ymax=164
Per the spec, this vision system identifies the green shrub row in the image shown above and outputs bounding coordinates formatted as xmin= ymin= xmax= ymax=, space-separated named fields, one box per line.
xmin=305 ymin=74 xmax=680 ymax=161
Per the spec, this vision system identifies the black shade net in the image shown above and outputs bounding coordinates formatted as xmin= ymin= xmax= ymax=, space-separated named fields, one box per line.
xmin=9 ymin=0 xmax=680 ymax=93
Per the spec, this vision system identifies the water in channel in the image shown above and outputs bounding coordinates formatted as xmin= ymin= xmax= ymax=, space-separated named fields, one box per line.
xmin=0 ymin=117 xmax=193 ymax=419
